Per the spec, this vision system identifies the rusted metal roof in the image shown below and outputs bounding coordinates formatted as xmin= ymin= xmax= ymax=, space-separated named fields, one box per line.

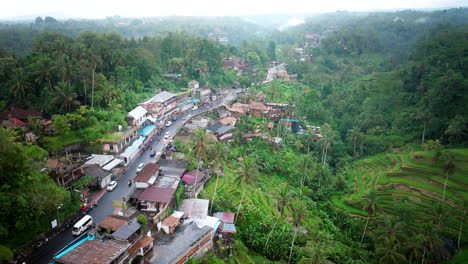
xmin=55 ymin=239 xmax=130 ymax=264
xmin=138 ymin=187 xmax=176 ymax=203
xmin=162 ymin=216 xmax=180 ymax=227
xmin=134 ymin=163 xmax=159 ymax=183
xmin=127 ymin=236 xmax=154 ymax=256
xmin=99 ymin=216 xmax=128 ymax=232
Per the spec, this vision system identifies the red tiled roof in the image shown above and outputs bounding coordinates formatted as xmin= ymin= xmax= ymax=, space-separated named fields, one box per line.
xmin=138 ymin=187 xmax=176 ymax=203
xmin=5 ymin=118 xmax=26 ymax=127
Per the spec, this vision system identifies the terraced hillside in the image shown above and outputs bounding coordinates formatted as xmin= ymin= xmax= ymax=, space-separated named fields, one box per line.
xmin=332 ymin=146 xmax=468 ymax=236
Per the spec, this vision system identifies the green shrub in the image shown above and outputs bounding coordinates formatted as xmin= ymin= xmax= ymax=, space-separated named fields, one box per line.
xmin=137 ymin=214 xmax=147 ymax=233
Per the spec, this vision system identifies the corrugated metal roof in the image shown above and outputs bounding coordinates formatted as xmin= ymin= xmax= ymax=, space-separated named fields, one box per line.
xmin=112 ymin=218 xmax=142 ymax=240
xmin=178 ymin=199 xmax=209 ymax=218
xmin=138 ymin=187 xmax=176 ymax=203
xmin=99 ymin=216 xmax=128 ymax=232
xmin=55 ymin=239 xmax=130 ymax=264
xmin=128 ymin=106 xmax=147 ymax=120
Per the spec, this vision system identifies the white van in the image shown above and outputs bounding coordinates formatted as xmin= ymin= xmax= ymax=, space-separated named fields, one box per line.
xmin=72 ymin=215 xmax=93 ymax=236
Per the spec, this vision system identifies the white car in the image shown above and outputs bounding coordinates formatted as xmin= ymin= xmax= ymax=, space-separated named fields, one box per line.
xmin=192 ymin=106 xmax=198 ymax=110
xmin=166 ymin=121 xmax=172 ymax=127
xmin=164 ymin=131 xmax=170 ymax=139
xmin=136 ymin=163 xmax=145 ymax=173
xmin=107 ymin=181 xmax=117 ymax=191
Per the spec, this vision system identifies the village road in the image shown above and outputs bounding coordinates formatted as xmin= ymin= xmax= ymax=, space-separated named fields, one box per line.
xmin=28 ymin=90 xmax=238 ymax=264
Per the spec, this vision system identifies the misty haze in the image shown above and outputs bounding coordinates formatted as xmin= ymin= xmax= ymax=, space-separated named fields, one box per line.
xmin=0 ymin=1 xmax=467 ymax=264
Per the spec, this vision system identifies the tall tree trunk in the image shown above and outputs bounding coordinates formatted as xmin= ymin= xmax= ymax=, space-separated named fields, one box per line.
xmin=458 ymin=207 xmax=466 ymax=249
xmin=209 ymin=172 xmax=220 ymax=213
xmin=442 ymin=173 xmax=449 ymax=201
xmin=421 ymin=248 xmax=425 ymax=264
xmin=194 ymin=157 xmax=201 ymax=198
xmin=235 ymin=189 xmax=246 ymax=224
xmin=361 ymin=216 xmax=370 ymax=244
xmin=288 ymin=227 xmax=298 ymax=264
xmin=421 ymin=120 xmax=426 ymax=148
xmin=354 ymin=141 xmax=357 ymax=156
xmin=91 ymin=68 xmax=95 ymax=108
xmin=265 ymin=214 xmax=280 ymax=249
xmin=83 ymin=78 xmax=87 ymax=105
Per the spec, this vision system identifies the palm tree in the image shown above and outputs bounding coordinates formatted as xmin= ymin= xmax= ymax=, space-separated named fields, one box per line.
xmin=405 ymin=234 xmax=425 ymax=264
xmin=299 ymin=240 xmax=333 ymax=264
xmin=234 ymin=156 xmax=259 ymax=223
xmin=361 ymin=191 xmax=379 ymax=244
xmin=431 ymin=201 xmax=448 ymax=233
xmin=31 ymin=55 xmax=55 ymax=91
xmin=376 ymin=237 xmax=408 ymax=264
xmin=264 ymin=183 xmax=295 ymax=249
xmin=454 ymin=198 xmax=467 ymax=249
xmin=419 ymin=222 xmax=447 ymax=262
xmin=189 ymin=128 xmax=214 ymax=198
xmin=297 ymin=153 xmax=316 ymax=198
xmin=440 ymin=150 xmax=455 ymax=202
xmin=288 ymin=200 xmax=307 ymax=264
xmin=51 ymin=81 xmax=80 ymax=112
xmin=208 ymin=142 xmax=228 ymax=213
xmin=347 ymin=126 xmax=364 ymax=157
xmin=417 ymin=111 xmax=431 ymax=148
xmin=394 ymin=197 xmax=415 ymax=224
xmin=9 ymin=68 xmax=33 ymax=100
xmin=195 ymin=60 xmax=208 ymax=80
xmin=319 ymin=124 xmax=336 ymax=165
xmin=375 ymin=217 xmax=407 ymax=248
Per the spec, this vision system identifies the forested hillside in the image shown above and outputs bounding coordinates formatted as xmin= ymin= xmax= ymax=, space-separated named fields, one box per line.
xmin=0 ymin=16 xmax=270 ymax=56
xmin=0 ymin=7 xmax=467 ymax=264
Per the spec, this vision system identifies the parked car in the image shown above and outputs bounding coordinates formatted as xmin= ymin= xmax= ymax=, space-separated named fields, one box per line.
xmin=150 ymin=151 xmax=156 ymax=157
xmin=166 ymin=121 xmax=172 ymax=127
xmin=191 ymin=106 xmax=198 ymax=110
xmin=136 ymin=163 xmax=145 ymax=173
xmin=164 ymin=131 xmax=170 ymax=139
xmin=107 ymin=181 xmax=117 ymax=191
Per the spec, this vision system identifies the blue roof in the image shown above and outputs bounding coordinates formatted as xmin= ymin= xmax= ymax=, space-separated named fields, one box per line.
xmin=220 ymin=223 xmax=236 ymax=233
xmin=191 ymin=98 xmax=200 ymax=103
xmin=139 ymin=125 xmax=156 ymax=137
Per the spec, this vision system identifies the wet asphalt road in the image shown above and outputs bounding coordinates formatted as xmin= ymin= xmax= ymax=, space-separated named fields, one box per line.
xmin=27 ymin=92 xmax=237 ymax=263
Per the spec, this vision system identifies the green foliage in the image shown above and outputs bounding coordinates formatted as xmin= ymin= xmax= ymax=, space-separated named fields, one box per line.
xmin=71 ymin=175 xmax=93 ymax=189
xmin=137 ymin=214 xmax=147 ymax=233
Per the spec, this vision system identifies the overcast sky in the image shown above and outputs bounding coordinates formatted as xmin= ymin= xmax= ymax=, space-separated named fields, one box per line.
xmin=2 ymin=0 xmax=467 ymax=19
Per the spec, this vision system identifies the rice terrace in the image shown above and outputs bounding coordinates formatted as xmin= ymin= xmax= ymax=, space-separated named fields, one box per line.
xmin=332 ymin=144 xmax=468 ymax=243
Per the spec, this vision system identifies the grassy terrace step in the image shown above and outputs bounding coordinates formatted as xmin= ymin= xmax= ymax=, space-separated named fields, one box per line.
xmin=387 ymin=177 xmax=461 ymax=199
xmin=378 ymin=190 xmax=439 ymax=203
xmin=389 ymin=172 xmax=465 ymax=190
xmin=331 ymin=196 xmax=367 ymax=216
